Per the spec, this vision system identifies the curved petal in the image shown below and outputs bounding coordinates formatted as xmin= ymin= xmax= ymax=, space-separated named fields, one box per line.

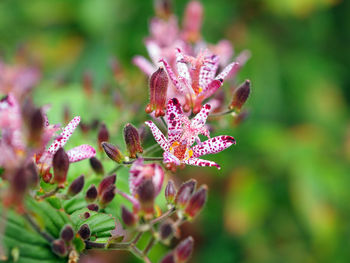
xmin=215 ymin=62 xmax=239 ymax=81
xmin=145 ymin=121 xmax=169 ymax=151
xmin=183 ymin=157 xmax=220 ymax=169
xmin=132 ymin=56 xmax=156 ymax=76
xmin=160 ymin=59 xmax=186 ymax=94
xmin=46 ymin=116 xmax=80 ymax=155
xmin=166 ymin=98 xmax=183 ymax=144
xmin=175 ymin=48 xmax=191 ymax=83
xmin=67 ymin=144 xmax=96 ymax=163
xmin=191 ymin=104 xmax=211 ymax=128
xmin=199 ymin=55 xmax=219 ymax=89
xmin=192 ymin=135 xmax=236 ymax=157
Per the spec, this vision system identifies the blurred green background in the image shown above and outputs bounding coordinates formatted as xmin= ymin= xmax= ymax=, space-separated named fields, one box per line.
xmin=1 ymin=0 xmax=350 ymax=262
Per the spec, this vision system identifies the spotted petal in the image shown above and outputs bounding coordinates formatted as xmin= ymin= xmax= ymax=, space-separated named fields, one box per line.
xmin=215 ymin=62 xmax=239 ymax=81
xmin=192 ymin=135 xmax=236 ymax=157
xmin=160 ymin=59 xmax=186 ymax=94
xmin=199 ymin=55 xmax=219 ymax=89
xmin=166 ymin=98 xmax=183 ymax=144
xmin=46 ymin=116 xmax=81 ymax=156
xmin=191 ymin=104 xmax=211 ymax=128
xmin=183 ymin=157 xmax=220 ymax=169
xmin=175 ymin=48 xmax=191 ymax=83
xmin=67 ymin=144 xmax=96 ymax=163
xmin=145 ymin=121 xmax=169 ymax=151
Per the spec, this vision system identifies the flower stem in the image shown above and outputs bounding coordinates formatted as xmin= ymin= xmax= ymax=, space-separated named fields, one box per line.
xmin=149 ymin=207 xmax=176 ymax=225
xmin=209 ymin=109 xmax=237 ymax=118
xmin=123 ymin=157 xmax=163 ymax=165
xmin=35 ymin=187 xmax=59 ymax=201
xmin=143 ymin=236 xmax=156 ymax=256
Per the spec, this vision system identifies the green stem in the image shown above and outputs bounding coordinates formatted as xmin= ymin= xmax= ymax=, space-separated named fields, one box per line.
xmin=35 ymin=186 xmax=59 ymax=200
xmin=209 ymin=109 xmax=237 ymax=118
xmin=143 ymin=236 xmax=156 ymax=256
xmin=123 ymin=157 xmax=163 ymax=165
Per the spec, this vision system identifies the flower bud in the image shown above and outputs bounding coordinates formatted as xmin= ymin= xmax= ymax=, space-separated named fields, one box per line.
xmin=137 ymin=179 xmax=155 ymax=217
xmin=183 ymin=0 xmax=203 ymax=43
xmin=184 ymin=185 xmax=207 ymax=219
xmin=98 ymin=174 xmax=116 ymax=196
xmin=175 ymin=179 xmax=196 ymax=209
xmin=121 ymin=206 xmax=136 ymax=227
xmin=78 ymin=224 xmax=91 ymax=240
xmin=85 ymin=184 xmax=98 ymax=202
xmin=229 ymin=80 xmax=251 ymax=112
xmin=60 ymin=224 xmax=74 ymax=243
xmin=67 ymin=175 xmax=85 ymax=197
xmin=52 ymin=148 xmax=69 ymax=187
xmin=146 ymin=67 xmax=168 ymax=117
xmin=87 ymin=203 xmax=99 ymax=212
xmin=26 ymin=161 xmax=39 ymax=188
xmin=160 ymin=252 xmax=175 ymax=263
xmin=155 ymin=0 xmax=173 ymax=19
xmin=51 ymin=239 xmax=68 ymax=257
xmin=165 ymin=180 xmax=176 ymax=204
xmin=98 ymin=123 xmax=109 ymax=151
xmin=83 ymin=212 xmax=91 ymax=219
xmin=100 ymin=184 xmax=116 ymax=205
xmin=159 ymin=220 xmax=174 ymax=241
xmin=89 ymin=157 xmax=104 ymax=175
xmin=28 ymin=108 xmax=44 ymax=146
xmin=124 ymin=123 xmax=143 ymax=158
xmin=174 ymin=236 xmax=194 ymax=263
xmin=101 ymin=142 xmax=124 ymax=163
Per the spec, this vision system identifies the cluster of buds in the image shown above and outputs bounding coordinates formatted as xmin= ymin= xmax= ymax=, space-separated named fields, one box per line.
xmin=51 ymin=224 xmax=75 ymax=257
xmin=166 ymin=179 xmax=208 ymax=220
xmin=84 ymin=174 xmax=116 ymax=210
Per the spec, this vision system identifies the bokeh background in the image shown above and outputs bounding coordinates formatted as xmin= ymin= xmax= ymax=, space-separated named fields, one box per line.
xmin=1 ymin=0 xmax=349 ymax=262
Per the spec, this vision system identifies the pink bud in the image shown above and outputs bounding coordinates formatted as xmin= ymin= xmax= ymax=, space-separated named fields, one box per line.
xmin=174 ymin=236 xmax=194 ymax=263
xmin=98 ymin=174 xmax=116 ymax=196
xmin=175 ymin=179 xmax=196 ymax=208
xmin=184 ymin=185 xmax=207 ymax=219
xmin=146 ymin=67 xmax=168 ymax=117
xmin=165 ymin=180 xmax=176 ymax=204
xmin=183 ymin=1 xmax=203 ymax=43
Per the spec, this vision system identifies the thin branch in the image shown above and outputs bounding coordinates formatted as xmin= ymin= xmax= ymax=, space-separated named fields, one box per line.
xmin=143 ymin=144 xmax=160 ymax=155
xmin=143 ymin=236 xmax=156 ymax=256
xmin=209 ymin=109 xmax=237 ymax=118
xmin=131 ymin=232 xmax=143 ymax=245
xmin=123 ymin=157 xmax=163 ymax=165
xmin=149 ymin=207 xmax=176 ymax=225
xmin=24 ymin=213 xmax=54 ymax=243
xmin=107 ymin=164 xmax=123 ymax=175
xmin=35 ymin=187 xmax=59 ymax=201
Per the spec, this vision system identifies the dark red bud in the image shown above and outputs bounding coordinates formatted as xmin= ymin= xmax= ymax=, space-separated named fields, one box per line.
xmin=159 ymin=220 xmax=174 ymax=240
xmin=165 ymin=180 xmax=176 ymax=204
xmin=60 ymin=224 xmax=74 ymax=243
xmin=98 ymin=123 xmax=109 ymax=151
xmin=78 ymin=224 xmax=91 ymax=240
xmin=147 ymin=67 xmax=168 ymax=117
xmin=83 ymin=212 xmax=91 ymax=219
xmin=175 ymin=179 xmax=196 ymax=208
xmin=26 ymin=161 xmax=39 ymax=188
xmin=98 ymin=174 xmax=116 ymax=196
xmin=101 ymin=142 xmax=124 ymax=163
xmin=184 ymin=185 xmax=207 ymax=219
xmin=28 ymin=108 xmax=44 ymax=145
xmin=155 ymin=0 xmax=173 ymax=19
xmin=51 ymin=239 xmax=68 ymax=257
xmin=174 ymin=236 xmax=194 ymax=263
xmin=85 ymin=184 xmax=98 ymax=202
xmin=89 ymin=157 xmax=104 ymax=175
xmin=229 ymin=80 xmax=251 ymax=112
xmin=121 ymin=206 xmax=136 ymax=227
xmin=123 ymin=123 xmax=143 ymax=158
xmin=87 ymin=203 xmax=99 ymax=212
xmin=160 ymin=252 xmax=175 ymax=263
xmin=67 ymin=175 xmax=85 ymax=196
xmin=100 ymin=184 xmax=116 ymax=205
xmin=52 ymin=148 xmax=69 ymax=187
xmin=137 ymin=179 xmax=155 ymax=217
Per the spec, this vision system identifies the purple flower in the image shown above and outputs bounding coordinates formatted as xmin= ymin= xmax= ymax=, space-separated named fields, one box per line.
xmin=145 ymin=98 xmax=236 ymax=169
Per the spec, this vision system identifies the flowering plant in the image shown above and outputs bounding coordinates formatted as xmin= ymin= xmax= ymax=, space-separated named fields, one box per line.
xmin=0 ymin=1 xmax=250 ymax=262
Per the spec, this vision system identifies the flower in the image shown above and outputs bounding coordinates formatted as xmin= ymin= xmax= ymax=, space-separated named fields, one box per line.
xmin=145 ymin=98 xmax=236 ymax=169
xmin=161 ymin=48 xmax=240 ymax=113
xmin=36 ymin=116 xmax=96 ymax=178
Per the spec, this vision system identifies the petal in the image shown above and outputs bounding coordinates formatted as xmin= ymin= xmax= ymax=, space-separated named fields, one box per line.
xmin=215 ymin=62 xmax=240 ymax=81
xmin=145 ymin=121 xmax=169 ymax=151
xmin=199 ymin=55 xmax=219 ymax=89
xmin=46 ymin=116 xmax=80 ymax=155
xmin=151 ymin=163 xmax=164 ymax=196
xmin=145 ymin=40 xmax=161 ymax=64
xmin=192 ymin=135 xmax=236 ymax=157
xmin=175 ymin=48 xmax=191 ymax=83
xmin=132 ymin=56 xmax=156 ymax=76
xmin=160 ymin=59 xmax=186 ymax=94
xmin=163 ymin=151 xmax=180 ymax=165
xmin=67 ymin=144 xmax=96 ymax=163
xmin=166 ymin=98 xmax=183 ymax=144
xmin=191 ymin=104 xmax=211 ymax=128
xmin=183 ymin=157 xmax=220 ymax=169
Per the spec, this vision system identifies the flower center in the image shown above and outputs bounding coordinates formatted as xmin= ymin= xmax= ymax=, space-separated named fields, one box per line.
xmin=169 ymin=141 xmax=193 ymax=161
